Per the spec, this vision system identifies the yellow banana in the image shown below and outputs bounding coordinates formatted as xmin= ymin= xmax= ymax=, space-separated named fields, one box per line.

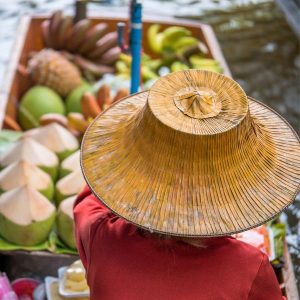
xmin=147 ymin=24 xmax=163 ymax=54
xmin=162 ymin=26 xmax=191 ymax=50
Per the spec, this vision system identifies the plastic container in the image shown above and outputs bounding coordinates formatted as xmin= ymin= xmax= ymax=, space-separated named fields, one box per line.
xmin=58 ymin=267 xmax=89 ymax=298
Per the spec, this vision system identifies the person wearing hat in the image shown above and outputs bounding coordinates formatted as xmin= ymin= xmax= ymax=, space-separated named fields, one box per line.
xmin=74 ymin=70 xmax=300 ymax=299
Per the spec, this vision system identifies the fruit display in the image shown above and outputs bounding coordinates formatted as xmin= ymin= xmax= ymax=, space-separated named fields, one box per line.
xmin=57 ymin=196 xmax=77 ymax=249
xmin=146 ymin=25 xmax=222 ymax=74
xmin=0 ymin=186 xmax=56 ymax=246
xmin=0 ymin=130 xmax=81 ymax=249
xmin=0 ymin=12 xmax=223 ymax=253
xmin=41 ymin=11 xmax=118 ymax=79
xmin=0 ymin=161 xmax=54 ymax=200
xmin=18 ymin=86 xmax=65 ymax=130
xmin=28 ymin=49 xmax=82 ymax=97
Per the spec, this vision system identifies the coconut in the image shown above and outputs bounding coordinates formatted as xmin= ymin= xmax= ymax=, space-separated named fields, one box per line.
xmin=0 ymin=137 xmax=59 ymax=180
xmin=18 ymin=86 xmax=65 ymax=130
xmin=56 ymin=196 xmax=77 ymax=249
xmin=59 ymin=150 xmax=81 ymax=178
xmin=25 ymin=123 xmax=79 ymax=161
xmin=55 ymin=169 xmax=86 ymax=205
xmin=0 ymin=161 xmax=54 ymax=200
xmin=66 ymin=83 xmax=92 ymax=114
xmin=0 ymin=186 xmax=56 ymax=246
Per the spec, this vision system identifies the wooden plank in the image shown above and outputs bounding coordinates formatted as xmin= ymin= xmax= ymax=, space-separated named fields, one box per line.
xmin=282 ymin=243 xmax=299 ymax=299
xmin=0 ymin=250 xmax=78 ymax=279
xmin=0 ymin=16 xmax=31 ymax=129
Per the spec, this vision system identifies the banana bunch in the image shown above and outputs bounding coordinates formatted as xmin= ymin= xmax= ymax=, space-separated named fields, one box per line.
xmin=147 ymin=25 xmax=222 ymax=74
xmin=147 ymin=25 xmax=203 ymax=56
xmin=41 ymin=10 xmax=120 ymax=79
xmin=116 ymin=53 xmax=159 ymax=82
xmin=189 ymin=55 xmax=222 ymax=73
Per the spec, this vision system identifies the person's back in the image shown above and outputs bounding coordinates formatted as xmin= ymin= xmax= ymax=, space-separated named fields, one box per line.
xmin=77 ymin=70 xmax=299 ymax=299
xmin=74 ymin=188 xmax=283 ymax=300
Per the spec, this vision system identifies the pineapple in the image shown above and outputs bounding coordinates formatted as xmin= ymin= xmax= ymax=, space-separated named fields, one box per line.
xmin=28 ymin=49 xmax=82 ymax=97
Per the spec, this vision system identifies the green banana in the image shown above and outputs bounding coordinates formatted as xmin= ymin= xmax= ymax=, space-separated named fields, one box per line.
xmin=162 ymin=26 xmax=191 ymax=50
xmin=189 ymin=56 xmax=219 ymax=66
xmin=170 ymin=61 xmax=189 ymax=72
xmin=141 ymin=66 xmax=159 ymax=82
xmin=192 ymin=65 xmax=223 ymax=73
xmin=119 ymin=53 xmax=132 ymax=66
xmin=173 ymin=36 xmax=199 ymax=53
xmin=147 ymin=59 xmax=163 ymax=71
xmin=189 ymin=55 xmax=222 ymax=73
xmin=147 ymin=24 xmax=163 ymax=54
xmin=116 ymin=61 xmax=129 ymax=74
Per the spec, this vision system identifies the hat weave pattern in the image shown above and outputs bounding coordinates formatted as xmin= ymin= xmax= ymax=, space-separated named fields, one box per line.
xmin=81 ymin=70 xmax=300 ymax=237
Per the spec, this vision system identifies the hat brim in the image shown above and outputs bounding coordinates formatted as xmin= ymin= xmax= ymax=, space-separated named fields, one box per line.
xmin=81 ymin=92 xmax=300 ymax=237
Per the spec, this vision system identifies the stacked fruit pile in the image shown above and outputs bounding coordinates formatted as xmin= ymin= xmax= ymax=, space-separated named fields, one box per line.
xmin=18 ymin=46 xmax=129 ymax=137
xmin=116 ymin=25 xmax=222 ymax=82
xmin=0 ymin=10 xmax=223 ymax=252
xmin=0 ymin=124 xmax=83 ymax=249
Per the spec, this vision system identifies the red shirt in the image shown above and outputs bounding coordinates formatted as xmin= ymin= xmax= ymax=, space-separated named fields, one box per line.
xmin=74 ymin=187 xmax=284 ymax=300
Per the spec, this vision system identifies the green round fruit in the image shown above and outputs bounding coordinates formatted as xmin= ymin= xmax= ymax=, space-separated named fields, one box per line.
xmin=18 ymin=86 xmax=65 ymax=130
xmin=65 ymin=83 xmax=92 ymax=113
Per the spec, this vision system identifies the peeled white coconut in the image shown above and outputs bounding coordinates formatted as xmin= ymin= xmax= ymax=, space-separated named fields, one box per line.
xmin=55 ymin=168 xmax=86 ymax=205
xmin=59 ymin=150 xmax=80 ymax=178
xmin=57 ymin=195 xmax=76 ymax=249
xmin=0 ymin=186 xmax=55 ymax=246
xmin=0 ymin=137 xmax=59 ymax=180
xmin=0 ymin=160 xmax=54 ymax=200
xmin=25 ymin=123 xmax=79 ymax=160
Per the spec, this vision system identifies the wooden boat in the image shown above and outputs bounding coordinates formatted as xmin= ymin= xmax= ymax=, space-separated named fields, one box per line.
xmin=0 ymin=12 xmax=298 ymax=299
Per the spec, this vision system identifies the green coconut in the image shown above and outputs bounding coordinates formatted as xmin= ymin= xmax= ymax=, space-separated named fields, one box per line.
xmin=0 ymin=137 xmax=59 ymax=181
xmin=18 ymin=86 xmax=65 ymax=130
xmin=0 ymin=160 xmax=54 ymax=200
xmin=59 ymin=150 xmax=80 ymax=178
xmin=56 ymin=195 xmax=77 ymax=249
xmin=55 ymin=169 xmax=86 ymax=205
xmin=65 ymin=83 xmax=92 ymax=113
xmin=0 ymin=186 xmax=56 ymax=246
xmin=25 ymin=123 xmax=79 ymax=161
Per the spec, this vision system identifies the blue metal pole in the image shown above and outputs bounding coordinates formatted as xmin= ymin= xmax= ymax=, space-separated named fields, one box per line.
xmin=129 ymin=3 xmax=142 ymax=94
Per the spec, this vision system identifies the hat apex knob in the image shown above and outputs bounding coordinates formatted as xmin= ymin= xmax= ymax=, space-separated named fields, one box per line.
xmin=173 ymin=87 xmax=222 ymax=119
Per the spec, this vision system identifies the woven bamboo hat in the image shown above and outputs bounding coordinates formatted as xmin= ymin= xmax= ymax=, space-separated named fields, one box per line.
xmin=81 ymin=70 xmax=300 ymax=237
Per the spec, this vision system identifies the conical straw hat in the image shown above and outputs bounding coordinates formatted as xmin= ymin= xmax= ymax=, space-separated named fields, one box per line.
xmin=81 ymin=70 xmax=300 ymax=237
